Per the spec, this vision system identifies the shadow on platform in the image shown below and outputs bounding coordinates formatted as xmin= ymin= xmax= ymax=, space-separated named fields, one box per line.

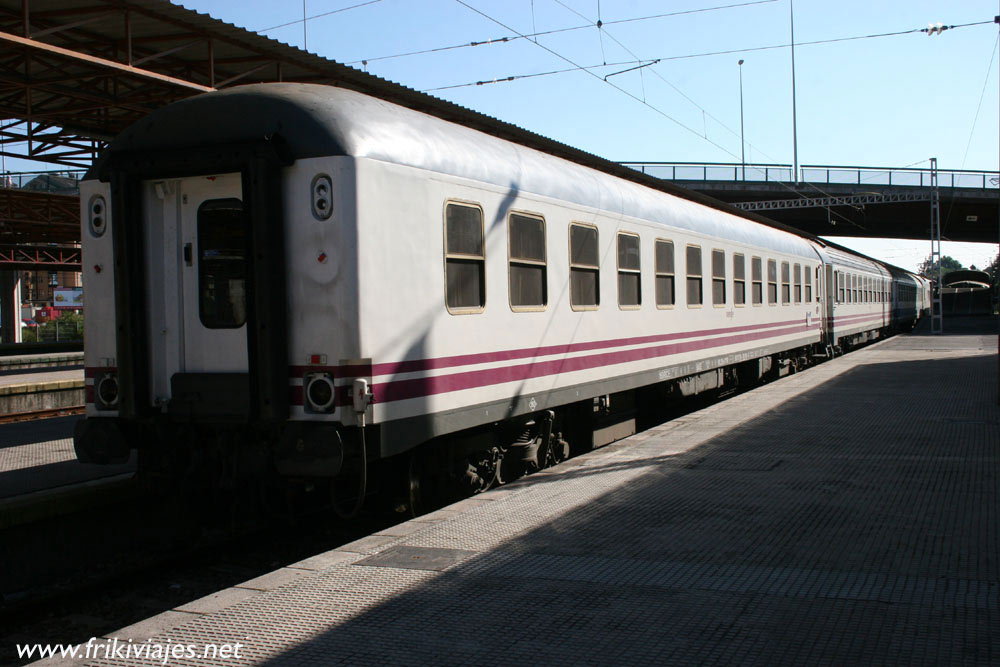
xmin=235 ymin=352 xmax=1000 ymax=666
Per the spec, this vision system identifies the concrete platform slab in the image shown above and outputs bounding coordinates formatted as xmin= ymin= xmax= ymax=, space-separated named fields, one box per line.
xmin=48 ymin=320 xmax=1000 ymax=665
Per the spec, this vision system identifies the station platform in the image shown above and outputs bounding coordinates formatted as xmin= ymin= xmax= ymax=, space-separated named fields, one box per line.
xmin=0 ymin=351 xmax=83 ymax=373
xmin=0 ymin=361 xmax=84 ymax=416
xmin=0 ymin=416 xmax=135 ymax=529
xmin=35 ymin=318 xmax=1000 ymax=666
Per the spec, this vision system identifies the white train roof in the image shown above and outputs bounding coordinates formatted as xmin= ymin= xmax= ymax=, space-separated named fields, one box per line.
xmin=811 ymin=245 xmax=889 ymax=275
xmin=102 ymin=83 xmax=818 ymax=259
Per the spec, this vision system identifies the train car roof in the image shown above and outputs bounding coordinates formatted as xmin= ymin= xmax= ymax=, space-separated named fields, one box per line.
xmin=95 ymin=83 xmax=820 ymax=258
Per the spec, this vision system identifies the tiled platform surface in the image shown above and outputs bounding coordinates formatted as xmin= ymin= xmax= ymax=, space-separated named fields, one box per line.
xmin=58 ymin=319 xmax=1000 ymax=665
xmin=0 ymin=417 xmax=134 ymax=526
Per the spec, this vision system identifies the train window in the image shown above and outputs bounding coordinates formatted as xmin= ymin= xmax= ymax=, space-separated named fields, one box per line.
xmin=570 ymin=223 xmax=600 ymax=309
xmin=686 ymin=245 xmax=703 ymax=307
xmin=444 ymin=202 xmax=485 ymax=312
xmin=850 ymin=274 xmax=856 ymax=303
xmin=733 ymin=253 xmax=745 ymax=306
xmin=617 ymin=233 xmax=641 ymax=308
xmin=793 ymin=264 xmax=802 ymax=303
xmin=837 ymin=272 xmax=845 ymax=303
xmin=508 ymin=213 xmax=547 ymax=310
xmin=711 ymin=249 xmax=726 ymax=306
xmin=780 ymin=262 xmax=790 ymax=304
xmin=805 ymin=266 xmax=813 ymax=302
xmin=751 ymin=256 xmax=763 ymax=305
xmin=198 ymin=198 xmax=247 ymax=329
xmin=767 ymin=259 xmax=778 ymax=305
xmin=654 ymin=239 xmax=675 ymax=308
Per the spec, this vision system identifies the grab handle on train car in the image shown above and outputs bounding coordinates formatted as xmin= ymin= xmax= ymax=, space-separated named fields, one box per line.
xmin=183 ymin=243 xmax=193 ymax=266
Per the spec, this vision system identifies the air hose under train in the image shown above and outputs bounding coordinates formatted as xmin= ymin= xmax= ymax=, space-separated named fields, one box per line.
xmin=331 ymin=379 xmax=373 ymax=519
xmin=331 ymin=427 xmax=366 ymax=520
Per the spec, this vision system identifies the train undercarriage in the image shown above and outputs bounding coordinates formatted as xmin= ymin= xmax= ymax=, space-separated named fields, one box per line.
xmin=78 ymin=331 xmax=912 ymax=521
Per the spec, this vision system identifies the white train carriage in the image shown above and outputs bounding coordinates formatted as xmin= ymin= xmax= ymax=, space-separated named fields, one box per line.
xmin=814 ymin=245 xmax=893 ymax=351
xmin=76 ymin=83 xmax=838 ymax=499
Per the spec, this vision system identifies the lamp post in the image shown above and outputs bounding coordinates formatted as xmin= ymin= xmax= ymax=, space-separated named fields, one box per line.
xmin=738 ymin=59 xmax=745 ymax=181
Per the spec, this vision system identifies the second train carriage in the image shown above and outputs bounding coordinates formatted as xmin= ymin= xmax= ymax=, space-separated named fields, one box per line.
xmin=73 ymin=83 xmax=924 ymax=504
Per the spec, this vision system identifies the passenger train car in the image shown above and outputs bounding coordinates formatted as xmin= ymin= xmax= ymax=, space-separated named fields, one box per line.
xmin=74 ymin=83 xmax=928 ymax=509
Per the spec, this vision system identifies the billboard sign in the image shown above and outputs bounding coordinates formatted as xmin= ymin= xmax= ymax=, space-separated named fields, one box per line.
xmin=53 ymin=287 xmax=83 ymax=309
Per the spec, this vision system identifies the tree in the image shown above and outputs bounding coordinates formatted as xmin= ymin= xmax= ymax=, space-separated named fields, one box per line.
xmin=918 ymin=254 xmax=963 ymax=279
xmin=986 ymin=251 xmax=999 ymax=289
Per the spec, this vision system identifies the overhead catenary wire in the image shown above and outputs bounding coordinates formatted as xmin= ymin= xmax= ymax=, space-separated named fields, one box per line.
xmin=451 ymin=0 xmax=740 ymax=160
xmin=347 ymin=0 xmax=778 ymax=65
xmin=450 ymin=1 xmax=866 ymax=230
xmin=258 ymin=0 xmax=383 ymax=33
xmin=424 ymin=21 xmax=993 ymax=94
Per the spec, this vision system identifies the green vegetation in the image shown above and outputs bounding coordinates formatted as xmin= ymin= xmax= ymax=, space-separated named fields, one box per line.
xmin=21 ymin=312 xmax=83 ymax=342
xmin=918 ymin=255 xmax=964 ymax=279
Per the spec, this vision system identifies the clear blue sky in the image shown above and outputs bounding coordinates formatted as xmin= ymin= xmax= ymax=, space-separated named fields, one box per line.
xmin=15 ymin=0 xmax=1000 ymax=271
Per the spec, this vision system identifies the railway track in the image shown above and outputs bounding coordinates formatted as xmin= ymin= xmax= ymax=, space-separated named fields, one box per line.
xmin=0 ymin=405 xmax=83 ymax=425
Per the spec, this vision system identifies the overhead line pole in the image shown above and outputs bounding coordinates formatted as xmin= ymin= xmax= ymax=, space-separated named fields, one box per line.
xmin=930 ymin=157 xmax=943 ymax=335
xmin=790 ymin=0 xmax=799 ymax=184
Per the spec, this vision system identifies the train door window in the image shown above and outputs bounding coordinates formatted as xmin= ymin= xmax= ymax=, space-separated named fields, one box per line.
xmin=570 ymin=223 xmax=599 ymax=309
xmin=198 ymin=198 xmax=247 ymax=329
xmin=733 ymin=253 xmax=746 ymax=306
xmin=751 ymin=256 xmax=763 ymax=305
xmin=686 ymin=245 xmax=703 ymax=307
xmin=767 ymin=259 xmax=778 ymax=305
xmin=444 ymin=202 xmax=485 ymax=312
xmin=793 ymin=264 xmax=802 ymax=303
xmin=654 ymin=239 xmax=675 ymax=308
xmin=711 ymin=249 xmax=726 ymax=306
xmin=805 ymin=266 xmax=813 ymax=302
xmin=617 ymin=232 xmax=641 ymax=308
xmin=780 ymin=262 xmax=790 ymax=304
xmin=508 ymin=213 xmax=547 ymax=310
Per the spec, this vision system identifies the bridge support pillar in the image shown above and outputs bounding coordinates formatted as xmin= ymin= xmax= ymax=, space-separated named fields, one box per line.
xmin=0 ymin=270 xmax=22 ymax=344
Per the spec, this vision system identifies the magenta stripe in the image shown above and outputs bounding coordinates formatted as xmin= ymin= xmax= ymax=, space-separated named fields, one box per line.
xmin=372 ymin=322 xmax=819 ymax=404
xmin=364 ymin=317 xmax=813 ymax=377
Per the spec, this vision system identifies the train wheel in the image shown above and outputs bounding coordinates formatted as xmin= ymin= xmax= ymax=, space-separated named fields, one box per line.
xmin=406 ymin=450 xmax=426 ymax=517
xmin=465 ymin=446 xmax=502 ymax=494
xmin=543 ymin=437 xmax=570 ymax=468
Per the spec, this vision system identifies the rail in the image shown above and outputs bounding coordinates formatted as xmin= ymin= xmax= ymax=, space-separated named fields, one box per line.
xmin=621 ymin=162 xmax=1000 ymax=190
